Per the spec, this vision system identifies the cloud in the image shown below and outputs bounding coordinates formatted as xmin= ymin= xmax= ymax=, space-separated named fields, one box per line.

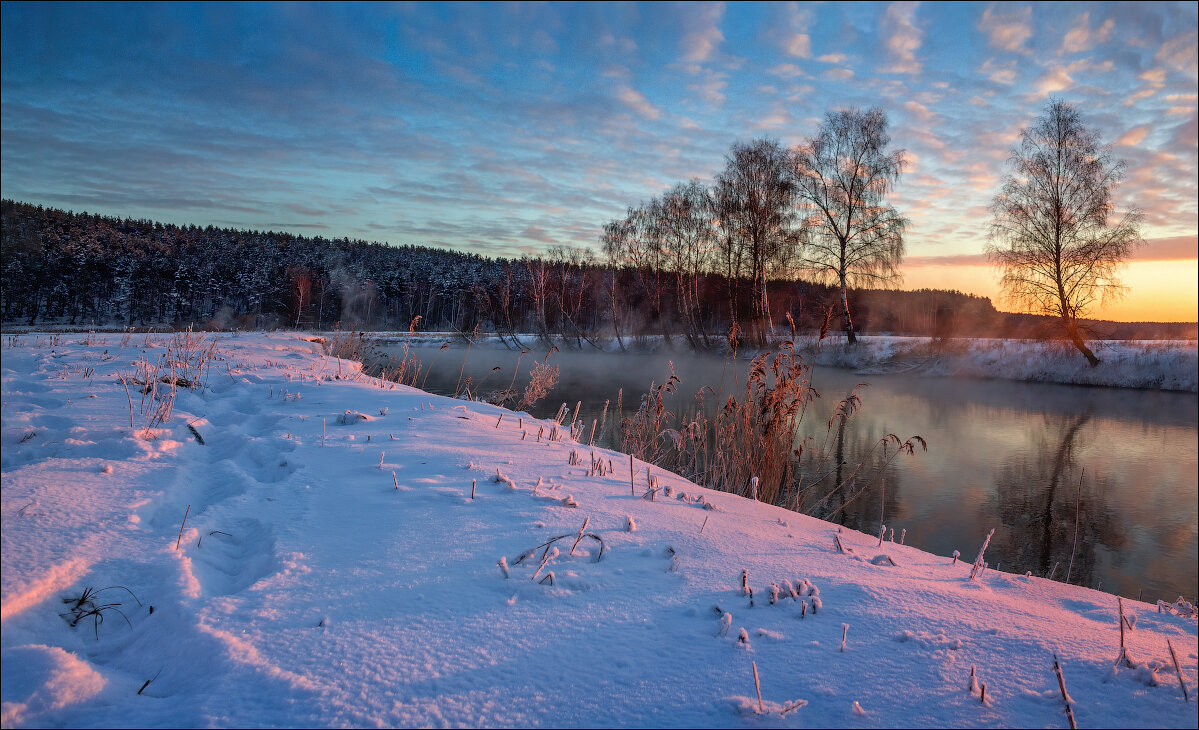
xmin=978 ymin=58 xmax=1018 ymax=85
xmin=615 ymin=85 xmax=661 ymax=120
xmin=1031 ymin=66 xmax=1073 ymax=97
xmin=687 ymin=70 xmax=729 ymax=106
xmin=767 ymin=63 xmax=806 ymax=79
xmin=905 ymin=253 xmax=991 ymax=266
xmin=1134 ymin=236 xmax=1198 ymax=261
xmin=680 ymin=2 xmax=725 ymax=63
xmin=786 ymin=34 xmax=811 ymax=59
xmin=1061 ymin=12 xmax=1114 ymax=54
xmin=880 ymin=2 xmax=923 ymax=74
xmin=978 ymin=4 xmax=1033 ymax=54
xmin=816 ymin=53 xmax=848 ymax=64
xmin=781 ymin=2 xmax=812 ymax=58
xmin=1115 ymin=126 xmax=1149 ymax=147
xmin=1156 ymin=28 xmax=1198 ymax=78
xmin=902 ymin=100 xmax=936 ymax=124
xmin=823 ymin=68 xmax=854 ymax=81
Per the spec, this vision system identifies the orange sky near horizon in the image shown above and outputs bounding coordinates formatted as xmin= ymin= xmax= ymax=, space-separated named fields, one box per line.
xmin=902 ymin=259 xmax=1199 ymax=323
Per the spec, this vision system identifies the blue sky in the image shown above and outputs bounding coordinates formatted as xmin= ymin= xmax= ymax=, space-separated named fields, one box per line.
xmin=2 ymin=2 xmax=1196 ymax=318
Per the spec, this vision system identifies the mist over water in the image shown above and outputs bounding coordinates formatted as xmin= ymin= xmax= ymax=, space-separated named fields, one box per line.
xmin=384 ymin=342 xmax=1199 ymax=603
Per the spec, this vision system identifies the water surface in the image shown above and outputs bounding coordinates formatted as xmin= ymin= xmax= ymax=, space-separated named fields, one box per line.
xmin=382 ymin=342 xmax=1199 ymax=604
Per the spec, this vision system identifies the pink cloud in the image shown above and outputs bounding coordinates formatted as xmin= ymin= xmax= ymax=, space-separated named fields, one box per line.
xmin=881 ymin=1 xmax=923 ymax=74
xmin=1134 ymin=236 xmax=1198 ymax=261
xmin=615 ymin=86 xmax=661 ymax=121
xmin=978 ymin=4 xmax=1033 ymax=54
xmin=1115 ymin=126 xmax=1150 ymax=147
xmin=1061 ymin=12 xmax=1114 ymax=54
xmin=680 ymin=3 xmax=726 ymax=63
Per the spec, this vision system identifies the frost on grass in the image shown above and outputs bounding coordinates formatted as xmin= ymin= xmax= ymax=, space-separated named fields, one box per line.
xmin=726 ymin=696 xmax=808 ymax=718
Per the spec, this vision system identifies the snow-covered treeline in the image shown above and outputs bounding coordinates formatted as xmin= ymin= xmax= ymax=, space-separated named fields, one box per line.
xmin=2 ymin=201 xmax=1194 ymax=344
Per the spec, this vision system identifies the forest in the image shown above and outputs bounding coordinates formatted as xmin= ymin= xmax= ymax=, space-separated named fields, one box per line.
xmin=1 ymin=200 xmax=1192 ymax=342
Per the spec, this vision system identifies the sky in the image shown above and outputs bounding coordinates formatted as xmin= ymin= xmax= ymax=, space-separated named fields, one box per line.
xmin=2 ymin=2 xmax=1196 ymax=322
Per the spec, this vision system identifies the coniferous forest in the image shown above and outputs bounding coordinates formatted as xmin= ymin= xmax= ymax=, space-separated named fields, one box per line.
xmin=1 ymin=200 xmax=1192 ymax=342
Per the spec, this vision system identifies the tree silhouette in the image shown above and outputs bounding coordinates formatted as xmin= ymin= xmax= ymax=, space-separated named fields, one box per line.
xmin=987 ymin=100 xmax=1142 ymax=366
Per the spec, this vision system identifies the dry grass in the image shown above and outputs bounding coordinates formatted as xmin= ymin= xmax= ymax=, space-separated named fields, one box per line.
xmin=620 ymin=341 xmax=819 ymax=504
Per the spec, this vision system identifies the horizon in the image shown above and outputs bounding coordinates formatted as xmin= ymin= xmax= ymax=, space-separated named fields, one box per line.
xmin=2 ymin=1 xmax=1196 ymax=322
xmin=6 ymin=197 xmax=1196 ymax=326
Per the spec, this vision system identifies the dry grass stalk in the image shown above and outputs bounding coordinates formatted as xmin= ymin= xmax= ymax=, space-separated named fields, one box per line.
xmin=752 ymin=661 xmax=764 ymax=714
xmin=1167 ymin=639 xmax=1189 ymax=702
xmin=175 ymin=504 xmax=191 ymax=550
xmin=1053 ymin=654 xmax=1077 ymax=730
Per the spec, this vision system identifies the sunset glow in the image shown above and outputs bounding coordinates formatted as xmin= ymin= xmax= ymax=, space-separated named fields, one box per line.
xmin=2 ymin=2 xmax=1196 ymax=321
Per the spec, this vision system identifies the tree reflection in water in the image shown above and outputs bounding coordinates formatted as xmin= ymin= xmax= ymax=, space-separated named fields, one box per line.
xmin=987 ymin=412 xmax=1125 ymax=587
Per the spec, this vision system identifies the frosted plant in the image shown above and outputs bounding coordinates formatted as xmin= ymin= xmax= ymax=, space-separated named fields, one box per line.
xmin=969 ymin=529 xmax=995 ymax=581
xmin=720 ymin=612 xmax=733 ymax=636
xmin=737 ymin=627 xmax=750 ymax=647
xmin=769 ymin=583 xmax=780 ymax=605
xmin=626 ymin=515 xmax=637 ymax=532
xmin=497 ymin=556 xmax=510 ymax=579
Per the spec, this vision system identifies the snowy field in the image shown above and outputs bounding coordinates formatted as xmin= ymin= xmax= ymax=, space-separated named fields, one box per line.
xmin=1 ymin=331 xmax=1196 ymax=728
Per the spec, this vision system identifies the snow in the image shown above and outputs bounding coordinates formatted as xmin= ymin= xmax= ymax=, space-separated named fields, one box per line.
xmin=2 ymin=331 xmax=1196 ymax=728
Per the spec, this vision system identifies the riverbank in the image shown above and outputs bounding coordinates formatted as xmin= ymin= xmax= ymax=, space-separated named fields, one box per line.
xmin=2 ymin=332 xmax=1196 ymax=727
xmin=377 ymin=331 xmax=1199 ymax=392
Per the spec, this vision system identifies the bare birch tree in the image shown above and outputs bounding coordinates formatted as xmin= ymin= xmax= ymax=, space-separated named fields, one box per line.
xmin=714 ymin=138 xmax=800 ymax=343
xmin=793 ymin=107 xmax=908 ymax=343
xmin=987 ymin=100 xmax=1142 ymax=366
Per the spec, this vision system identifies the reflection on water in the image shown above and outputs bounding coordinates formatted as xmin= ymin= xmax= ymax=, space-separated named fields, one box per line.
xmin=383 ymin=342 xmax=1199 ymax=603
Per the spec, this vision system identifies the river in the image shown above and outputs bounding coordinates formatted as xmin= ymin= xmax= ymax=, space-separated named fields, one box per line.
xmin=379 ymin=341 xmax=1199 ymax=604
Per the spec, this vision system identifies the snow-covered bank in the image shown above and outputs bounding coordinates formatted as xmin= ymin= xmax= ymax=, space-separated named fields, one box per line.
xmin=2 ymin=332 xmax=1195 ymax=728
xmin=384 ymin=331 xmax=1199 ymax=392
xmin=804 ymin=336 xmax=1199 ymax=392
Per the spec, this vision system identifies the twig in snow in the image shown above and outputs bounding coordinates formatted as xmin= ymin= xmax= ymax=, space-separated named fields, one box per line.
xmin=137 ymin=667 xmax=163 ymax=696
xmin=1053 ymin=654 xmax=1077 ymax=730
xmin=186 ymin=423 xmax=205 ymax=445
xmin=569 ymin=517 xmax=591 ymax=556
xmin=1167 ymin=639 xmax=1189 ymax=702
xmin=840 ymin=623 xmax=849 ymax=652
xmin=175 ymin=504 xmax=190 ymax=550
xmin=700 ymin=514 xmax=710 ymax=534
xmin=752 ymin=661 xmax=764 ymax=714
xmin=471 ymin=479 xmax=476 ymax=499
xmin=1118 ymin=597 xmax=1127 ymax=650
